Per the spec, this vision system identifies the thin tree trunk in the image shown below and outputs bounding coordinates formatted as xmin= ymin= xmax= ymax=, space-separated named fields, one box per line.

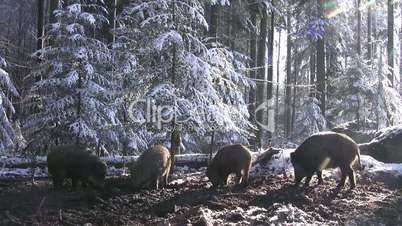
xmin=208 ymin=5 xmax=219 ymax=44
xmin=316 ymin=0 xmax=326 ymax=117
xmin=373 ymin=8 xmax=377 ymax=58
xmin=248 ymin=13 xmax=257 ymax=126
xmin=37 ymin=0 xmax=44 ymax=51
xmin=357 ymin=0 xmax=361 ymax=55
xmin=309 ymin=44 xmax=316 ymax=97
xmin=275 ymin=30 xmax=281 ymax=136
xmin=170 ymin=0 xmax=180 ymax=170
xmin=367 ymin=4 xmax=372 ymax=62
xmin=112 ymin=0 xmax=117 ymax=43
xmin=48 ymin=0 xmax=58 ymax=23
xmin=266 ymin=2 xmax=274 ymax=139
xmin=291 ymin=50 xmax=299 ymax=134
xmin=256 ymin=6 xmax=268 ymax=147
xmin=284 ymin=7 xmax=292 ymax=138
xmin=400 ymin=3 xmax=402 ymax=93
xmin=387 ymin=0 xmax=394 ymax=86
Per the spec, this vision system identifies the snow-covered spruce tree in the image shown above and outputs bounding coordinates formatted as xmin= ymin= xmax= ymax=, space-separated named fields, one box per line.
xmin=117 ymin=0 xmax=252 ymax=154
xmin=25 ymin=0 xmax=120 ymax=148
xmin=327 ymin=56 xmax=377 ymax=128
xmin=376 ymin=47 xmax=402 ymax=127
xmin=0 ymin=55 xmax=19 ymax=152
xmin=293 ymin=97 xmax=326 ymax=143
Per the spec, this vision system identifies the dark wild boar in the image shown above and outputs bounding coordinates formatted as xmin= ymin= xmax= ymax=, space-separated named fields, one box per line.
xmin=47 ymin=144 xmax=107 ymax=189
xmin=130 ymin=145 xmax=171 ymax=190
xmin=206 ymin=144 xmax=252 ymax=187
xmin=290 ymin=132 xmax=361 ymax=189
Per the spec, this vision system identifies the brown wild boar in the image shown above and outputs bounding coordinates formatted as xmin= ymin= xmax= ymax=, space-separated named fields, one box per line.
xmin=47 ymin=144 xmax=107 ymax=189
xmin=290 ymin=132 xmax=361 ymax=189
xmin=206 ymin=144 xmax=252 ymax=187
xmin=130 ymin=145 xmax=171 ymax=190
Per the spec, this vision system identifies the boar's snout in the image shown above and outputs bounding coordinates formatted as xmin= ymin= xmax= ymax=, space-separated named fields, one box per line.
xmin=206 ymin=166 xmax=219 ymax=187
xmin=89 ymin=161 xmax=107 ymax=189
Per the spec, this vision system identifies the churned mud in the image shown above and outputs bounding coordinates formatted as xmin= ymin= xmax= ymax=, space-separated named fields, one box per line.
xmin=0 ymin=168 xmax=401 ymax=226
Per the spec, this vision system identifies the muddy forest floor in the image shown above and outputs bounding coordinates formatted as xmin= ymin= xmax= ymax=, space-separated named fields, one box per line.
xmin=1 ymin=168 xmax=402 ymax=226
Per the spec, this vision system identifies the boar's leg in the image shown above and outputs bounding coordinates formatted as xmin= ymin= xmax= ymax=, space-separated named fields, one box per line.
xmin=156 ymin=178 xmax=160 ymax=190
xmin=337 ymin=168 xmax=348 ymax=189
xmin=242 ymin=167 xmax=250 ymax=186
xmin=164 ymin=174 xmax=169 ymax=187
xmin=235 ymin=172 xmax=242 ymax=185
xmin=221 ymin=173 xmax=230 ymax=187
xmin=347 ymin=167 xmax=356 ymax=189
xmin=316 ymin=171 xmax=324 ymax=184
xmin=303 ymin=174 xmax=313 ymax=188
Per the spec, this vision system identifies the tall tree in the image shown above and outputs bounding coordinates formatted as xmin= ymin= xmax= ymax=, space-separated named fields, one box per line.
xmin=0 ymin=55 xmax=19 ymax=152
xmin=284 ymin=5 xmax=292 ymax=138
xmin=117 ymin=0 xmax=251 ymax=158
xmin=309 ymin=45 xmax=316 ymax=97
xmin=37 ymin=0 xmax=44 ymax=50
xmin=208 ymin=4 xmax=219 ymax=44
xmin=357 ymin=0 xmax=361 ymax=55
xmin=26 ymin=0 xmax=119 ymax=147
xmin=316 ymin=0 xmax=326 ymax=117
xmin=367 ymin=2 xmax=372 ymax=62
xmin=256 ymin=4 xmax=268 ymax=146
xmin=266 ymin=1 xmax=274 ymax=140
xmin=387 ymin=0 xmax=394 ymax=86
xmin=275 ymin=30 xmax=281 ymax=136
xmin=400 ymin=1 xmax=402 ymax=92
xmin=248 ymin=6 xmax=258 ymax=126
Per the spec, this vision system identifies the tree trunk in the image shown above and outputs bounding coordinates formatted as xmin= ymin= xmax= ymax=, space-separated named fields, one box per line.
xmin=256 ymin=6 xmax=268 ymax=147
xmin=316 ymin=0 xmax=326 ymax=117
xmin=275 ymin=30 xmax=281 ymax=136
xmin=291 ymin=50 xmax=299 ymax=134
xmin=309 ymin=44 xmax=316 ymax=97
xmin=373 ymin=7 xmax=377 ymax=58
xmin=266 ymin=3 xmax=274 ymax=139
xmin=170 ymin=0 xmax=180 ymax=170
xmin=400 ymin=3 xmax=402 ymax=93
xmin=284 ymin=8 xmax=292 ymax=138
xmin=48 ymin=0 xmax=58 ymax=23
xmin=367 ymin=4 xmax=372 ymax=62
xmin=112 ymin=0 xmax=117 ymax=43
xmin=357 ymin=0 xmax=361 ymax=55
xmin=208 ymin=5 xmax=219 ymax=44
xmin=387 ymin=0 xmax=394 ymax=86
xmin=248 ymin=13 xmax=257 ymax=126
xmin=37 ymin=0 xmax=44 ymax=51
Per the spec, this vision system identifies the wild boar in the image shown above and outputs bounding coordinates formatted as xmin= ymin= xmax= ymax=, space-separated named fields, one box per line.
xmin=206 ymin=144 xmax=252 ymax=187
xmin=129 ymin=145 xmax=171 ymax=190
xmin=47 ymin=144 xmax=107 ymax=189
xmin=290 ymin=132 xmax=361 ymax=189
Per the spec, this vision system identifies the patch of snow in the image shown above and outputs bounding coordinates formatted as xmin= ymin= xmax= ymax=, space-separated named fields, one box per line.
xmin=0 ymin=167 xmax=47 ymax=180
xmin=361 ymin=155 xmax=402 ymax=176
